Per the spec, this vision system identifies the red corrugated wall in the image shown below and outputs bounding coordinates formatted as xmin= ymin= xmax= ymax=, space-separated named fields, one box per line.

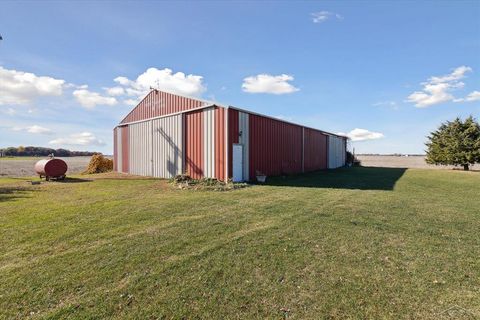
xmin=248 ymin=114 xmax=303 ymax=180
xmin=121 ymin=126 xmax=129 ymax=173
xmin=304 ymin=128 xmax=328 ymax=172
xmin=214 ymin=107 xmax=226 ymax=181
xmin=120 ymin=90 xmax=206 ymax=124
xmin=228 ymin=109 xmax=239 ymax=178
xmin=185 ymin=110 xmax=204 ymax=179
xmin=113 ymin=128 xmax=117 ymax=171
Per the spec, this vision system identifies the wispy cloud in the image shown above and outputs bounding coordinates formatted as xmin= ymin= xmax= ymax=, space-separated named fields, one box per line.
xmin=406 ymin=66 xmax=475 ymax=107
xmin=49 ymin=132 xmax=105 ymax=146
xmin=454 ymin=90 xmax=480 ymax=103
xmin=73 ymin=87 xmax=118 ymax=109
xmin=13 ymin=125 xmax=53 ymax=135
xmin=242 ymin=74 xmax=299 ymax=94
xmin=311 ymin=11 xmax=343 ymax=24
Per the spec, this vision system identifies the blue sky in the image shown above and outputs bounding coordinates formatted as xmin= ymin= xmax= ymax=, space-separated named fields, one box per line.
xmin=1 ymin=1 xmax=479 ymax=154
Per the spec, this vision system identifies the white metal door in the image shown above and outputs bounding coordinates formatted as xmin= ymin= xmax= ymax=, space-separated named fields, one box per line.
xmin=232 ymin=144 xmax=243 ymax=182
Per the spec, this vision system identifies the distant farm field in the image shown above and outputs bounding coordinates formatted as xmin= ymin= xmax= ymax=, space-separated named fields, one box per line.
xmin=1 ymin=168 xmax=479 ymax=319
xmin=0 ymin=156 xmax=94 ymax=177
xmin=356 ymin=155 xmax=476 ymax=170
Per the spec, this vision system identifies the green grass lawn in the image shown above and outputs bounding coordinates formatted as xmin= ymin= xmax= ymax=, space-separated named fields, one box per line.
xmin=1 ymin=168 xmax=479 ymax=319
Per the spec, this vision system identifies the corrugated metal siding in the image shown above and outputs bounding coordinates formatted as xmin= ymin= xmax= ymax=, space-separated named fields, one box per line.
xmin=120 ymin=90 xmax=206 ymax=124
xmin=152 ymin=115 xmax=183 ymax=178
xmin=185 ymin=110 xmax=204 ymax=179
xmin=228 ymin=109 xmax=239 ymax=178
xmin=238 ymin=112 xmax=249 ymax=181
xmin=304 ymin=128 xmax=328 ymax=172
xmin=248 ymin=114 xmax=303 ymax=180
xmin=113 ymin=128 xmax=118 ymax=172
xmin=129 ymin=121 xmax=152 ymax=176
xmin=328 ymin=136 xmax=346 ymax=169
xmin=214 ymin=107 xmax=226 ymax=181
xmin=120 ymin=126 xmax=129 ymax=173
xmin=203 ymin=107 xmax=215 ymax=178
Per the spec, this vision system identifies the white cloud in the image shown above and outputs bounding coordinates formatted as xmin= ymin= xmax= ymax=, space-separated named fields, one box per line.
xmin=73 ymin=87 xmax=118 ymax=109
xmin=428 ymin=66 xmax=472 ymax=84
xmin=49 ymin=132 xmax=105 ymax=146
xmin=311 ymin=11 xmax=343 ymax=23
xmin=113 ymin=68 xmax=206 ymax=101
xmin=338 ymin=128 xmax=384 ymax=142
xmin=242 ymin=74 xmax=299 ymax=94
xmin=406 ymin=66 xmax=472 ymax=107
xmin=114 ymin=76 xmax=132 ymax=86
xmin=13 ymin=125 xmax=53 ymax=135
xmin=454 ymin=90 xmax=480 ymax=102
xmin=0 ymin=66 xmax=65 ymax=105
xmin=104 ymin=86 xmax=125 ymax=96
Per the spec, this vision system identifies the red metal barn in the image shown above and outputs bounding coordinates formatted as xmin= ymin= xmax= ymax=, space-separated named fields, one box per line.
xmin=114 ymin=89 xmax=348 ymax=182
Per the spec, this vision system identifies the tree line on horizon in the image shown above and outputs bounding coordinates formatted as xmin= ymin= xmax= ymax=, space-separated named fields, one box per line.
xmin=0 ymin=146 xmax=98 ymax=157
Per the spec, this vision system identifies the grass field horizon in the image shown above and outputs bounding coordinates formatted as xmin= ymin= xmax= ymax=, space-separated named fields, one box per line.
xmin=1 ymin=167 xmax=479 ymax=319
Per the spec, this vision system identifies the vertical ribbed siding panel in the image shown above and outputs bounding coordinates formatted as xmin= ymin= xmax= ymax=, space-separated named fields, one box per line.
xmin=152 ymin=114 xmax=183 ymax=178
xmin=113 ymin=128 xmax=118 ymax=172
xmin=121 ymin=126 xmax=129 ymax=173
xmin=120 ymin=90 xmax=207 ymax=124
xmin=185 ymin=110 xmax=204 ymax=179
xmin=328 ymin=136 xmax=335 ymax=168
xmin=228 ymin=109 xmax=239 ymax=179
xmin=304 ymin=128 xmax=328 ymax=172
xmin=238 ymin=112 xmax=249 ymax=181
xmin=214 ymin=107 xmax=225 ymax=181
xmin=328 ymin=136 xmax=345 ymax=169
xmin=129 ymin=121 xmax=152 ymax=176
xmin=116 ymin=127 xmax=123 ymax=172
xmin=248 ymin=114 xmax=302 ymax=180
xmin=203 ymin=107 xmax=215 ymax=178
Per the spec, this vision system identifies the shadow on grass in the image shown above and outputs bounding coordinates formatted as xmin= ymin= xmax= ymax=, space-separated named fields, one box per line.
xmin=0 ymin=185 xmax=35 ymax=203
xmin=263 ymin=166 xmax=407 ymax=191
xmin=58 ymin=177 xmax=93 ymax=183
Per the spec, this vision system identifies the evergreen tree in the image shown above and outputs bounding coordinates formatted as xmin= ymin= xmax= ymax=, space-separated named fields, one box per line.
xmin=425 ymin=116 xmax=480 ymax=170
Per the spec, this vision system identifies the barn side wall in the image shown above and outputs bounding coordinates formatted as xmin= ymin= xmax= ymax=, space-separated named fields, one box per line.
xmin=185 ymin=109 xmax=204 ymax=179
xmin=116 ymin=107 xmax=226 ymax=181
xmin=214 ymin=107 xmax=226 ymax=181
xmin=129 ymin=121 xmax=152 ymax=176
xmin=248 ymin=114 xmax=303 ymax=180
xmin=328 ymin=136 xmax=346 ymax=169
xmin=113 ymin=128 xmax=118 ymax=172
xmin=120 ymin=126 xmax=129 ymax=173
xmin=152 ymin=115 xmax=183 ymax=178
xmin=304 ymin=128 xmax=328 ymax=172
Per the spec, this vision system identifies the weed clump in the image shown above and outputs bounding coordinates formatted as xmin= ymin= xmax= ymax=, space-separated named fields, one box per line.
xmin=83 ymin=154 xmax=113 ymax=174
xmin=171 ymin=174 xmax=247 ymax=191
